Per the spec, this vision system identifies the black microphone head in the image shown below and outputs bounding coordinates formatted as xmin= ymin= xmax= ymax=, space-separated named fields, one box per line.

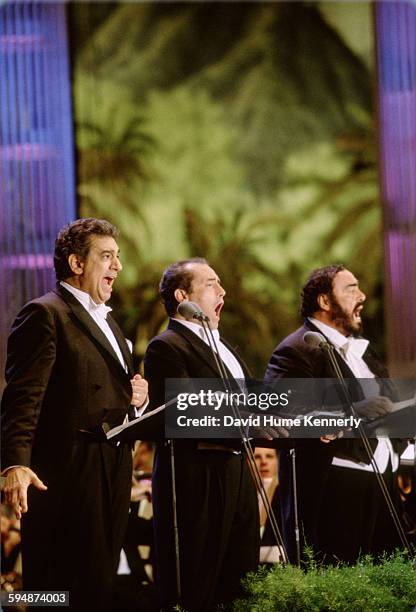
xmin=303 ymin=331 xmax=328 ymax=349
xmin=177 ymin=301 xmax=207 ymax=321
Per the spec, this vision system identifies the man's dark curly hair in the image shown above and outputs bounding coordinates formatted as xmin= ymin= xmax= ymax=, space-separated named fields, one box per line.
xmin=54 ymin=218 xmax=119 ymax=281
xmin=159 ymin=258 xmax=208 ymax=317
xmin=300 ymin=264 xmax=345 ymax=318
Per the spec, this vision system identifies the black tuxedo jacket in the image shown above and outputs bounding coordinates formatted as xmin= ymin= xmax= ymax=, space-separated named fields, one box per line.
xmin=1 ymin=284 xmax=135 ymax=604
xmin=265 ymin=319 xmax=398 ymax=463
xmin=144 ymin=318 xmax=250 ymax=413
xmin=1 ymin=283 xmax=134 ymax=476
xmin=143 ymin=318 xmax=259 ymax=612
xmin=264 ymin=320 xmax=405 ymax=564
xmin=265 ymin=319 xmax=389 ymax=380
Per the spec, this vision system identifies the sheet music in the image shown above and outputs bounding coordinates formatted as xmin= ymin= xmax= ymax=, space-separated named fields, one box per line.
xmin=106 ymin=403 xmax=166 ymax=439
xmin=390 ymin=393 xmax=416 ymax=414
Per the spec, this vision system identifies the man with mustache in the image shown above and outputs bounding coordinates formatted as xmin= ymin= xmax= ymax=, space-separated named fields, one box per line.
xmin=1 ymin=218 xmax=148 ymax=610
xmin=265 ymin=264 xmax=404 ymax=564
xmin=144 ymin=258 xmax=259 ymax=612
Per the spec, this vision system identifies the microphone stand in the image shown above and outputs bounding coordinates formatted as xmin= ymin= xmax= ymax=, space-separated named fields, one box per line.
xmin=289 ymin=448 xmax=301 ymax=567
xmin=197 ymin=315 xmax=289 ymax=564
xmin=321 ymin=342 xmax=414 ymax=556
xmin=169 ymin=439 xmax=181 ymax=600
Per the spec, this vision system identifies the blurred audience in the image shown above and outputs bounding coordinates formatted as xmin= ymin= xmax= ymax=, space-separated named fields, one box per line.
xmin=1 ymin=502 xmax=23 ymax=600
xmin=114 ymin=442 xmax=157 ymax=612
xmin=133 ymin=441 xmax=154 ymax=476
xmin=254 ymin=448 xmax=284 ymax=564
xmin=397 ymin=443 xmax=416 ymax=544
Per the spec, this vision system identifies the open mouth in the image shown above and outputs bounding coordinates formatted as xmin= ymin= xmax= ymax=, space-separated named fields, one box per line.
xmin=104 ymin=276 xmax=115 ymax=288
xmin=353 ymin=304 xmax=363 ymax=321
xmin=214 ymin=302 xmax=224 ymax=318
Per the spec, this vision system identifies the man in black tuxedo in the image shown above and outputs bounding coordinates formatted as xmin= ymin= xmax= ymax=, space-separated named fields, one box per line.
xmin=265 ymin=264 xmax=403 ymax=564
xmin=1 ymin=218 xmax=148 ymax=611
xmin=144 ymin=258 xmax=259 ymax=612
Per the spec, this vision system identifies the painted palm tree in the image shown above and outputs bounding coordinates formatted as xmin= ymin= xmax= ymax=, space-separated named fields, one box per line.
xmin=68 ymin=3 xmax=384 ymax=366
xmin=77 ymin=114 xmax=156 ymax=186
xmin=270 ymin=108 xmax=385 ymax=354
xmin=74 ymin=74 xmax=157 ymax=224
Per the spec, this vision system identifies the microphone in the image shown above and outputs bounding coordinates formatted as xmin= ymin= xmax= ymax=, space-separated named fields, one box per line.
xmin=177 ymin=301 xmax=209 ymax=322
xmin=303 ymin=331 xmax=329 ymax=349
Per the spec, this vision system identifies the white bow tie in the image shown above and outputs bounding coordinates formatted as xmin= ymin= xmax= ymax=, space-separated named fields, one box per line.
xmin=197 ymin=327 xmax=220 ymax=343
xmin=340 ymin=337 xmax=369 ymax=359
xmin=89 ymin=301 xmax=112 ymax=319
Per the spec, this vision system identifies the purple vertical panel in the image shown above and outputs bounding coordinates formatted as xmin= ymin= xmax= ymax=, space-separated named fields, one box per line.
xmin=375 ymin=1 xmax=416 ymax=376
xmin=0 ymin=1 xmax=76 ymax=392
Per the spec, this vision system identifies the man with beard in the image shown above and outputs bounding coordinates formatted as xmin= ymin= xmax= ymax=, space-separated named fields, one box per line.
xmin=144 ymin=258 xmax=260 ymax=612
xmin=265 ymin=264 xmax=404 ymax=563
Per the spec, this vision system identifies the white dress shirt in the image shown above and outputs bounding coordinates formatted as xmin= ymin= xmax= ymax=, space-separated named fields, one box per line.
xmin=61 ymin=281 xmax=128 ymax=371
xmin=309 ymin=318 xmax=397 ymax=473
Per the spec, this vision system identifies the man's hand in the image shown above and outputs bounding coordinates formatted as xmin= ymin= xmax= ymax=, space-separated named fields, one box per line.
xmin=130 ymin=373 xmax=148 ymax=408
xmin=319 ymin=396 xmax=394 ymax=442
xmin=131 ymin=477 xmax=152 ymax=503
xmin=320 ymin=431 xmax=345 ymax=443
xmin=354 ymin=395 xmax=394 ymax=420
xmin=3 ymin=467 xmax=47 ymax=519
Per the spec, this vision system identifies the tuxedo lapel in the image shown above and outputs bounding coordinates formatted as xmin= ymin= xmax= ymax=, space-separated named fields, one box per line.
xmin=304 ymin=320 xmax=388 ymax=380
xmin=107 ymin=315 xmax=134 ymax=377
xmin=362 ymin=349 xmax=396 ymax=399
xmin=168 ymin=319 xmax=240 ymax=380
xmin=362 ymin=350 xmax=388 ymax=378
xmin=304 ymin=320 xmax=357 ymax=379
xmin=55 ymin=285 xmax=129 ymax=377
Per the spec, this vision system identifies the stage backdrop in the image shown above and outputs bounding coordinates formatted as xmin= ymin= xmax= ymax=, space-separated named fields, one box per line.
xmin=69 ymin=2 xmax=386 ymax=376
xmin=0 ymin=1 xmax=76 ymax=392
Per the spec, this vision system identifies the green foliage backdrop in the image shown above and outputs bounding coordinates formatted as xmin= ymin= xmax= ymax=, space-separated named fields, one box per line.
xmin=69 ymin=2 xmax=384 ymax=375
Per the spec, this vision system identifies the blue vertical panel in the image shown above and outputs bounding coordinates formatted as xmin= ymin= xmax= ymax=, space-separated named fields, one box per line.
xmin=0 ymin=1 xmax=76 ymax=390
xmin=375 ymin=1 xmax=416 ymax=375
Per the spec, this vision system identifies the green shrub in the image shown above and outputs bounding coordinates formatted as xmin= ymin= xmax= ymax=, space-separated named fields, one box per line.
xmin=232 ymin=553 xmax=416 ymax=611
